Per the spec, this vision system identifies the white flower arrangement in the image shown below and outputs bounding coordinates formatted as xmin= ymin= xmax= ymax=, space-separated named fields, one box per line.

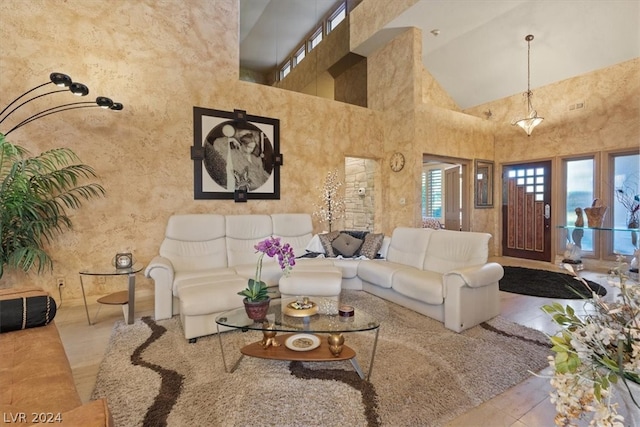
xmin=542 ymin=256 xmax=640 ymax=426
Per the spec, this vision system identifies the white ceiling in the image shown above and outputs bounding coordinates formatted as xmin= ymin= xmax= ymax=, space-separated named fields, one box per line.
xmin=240 ymin=0 xmax=640 ymax=109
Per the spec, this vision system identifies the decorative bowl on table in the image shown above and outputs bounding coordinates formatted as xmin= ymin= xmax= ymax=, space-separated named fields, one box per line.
xmin=283 ymin=298 xmax=319 ymax=317
xmin=284 ymin=333 xmax=321 ymax=351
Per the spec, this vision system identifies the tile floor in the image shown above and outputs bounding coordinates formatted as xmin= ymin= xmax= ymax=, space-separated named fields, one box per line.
xmin=53 ymin=257 xmax=630 ymax=426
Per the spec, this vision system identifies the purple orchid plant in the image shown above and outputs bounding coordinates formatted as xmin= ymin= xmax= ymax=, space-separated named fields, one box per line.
xmin=238 ymin=236 xmax=295 ymax=302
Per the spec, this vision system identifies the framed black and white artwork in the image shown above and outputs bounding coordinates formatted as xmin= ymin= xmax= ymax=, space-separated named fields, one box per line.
xmin=191 ymin=107 xmax=282 ymax=200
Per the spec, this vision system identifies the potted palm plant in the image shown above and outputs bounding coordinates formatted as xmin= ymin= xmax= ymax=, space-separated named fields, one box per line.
xmin=0 ymin=133 xmax=105 ymax=278
xmin=238 ymin=236 xmax=295 ymax=320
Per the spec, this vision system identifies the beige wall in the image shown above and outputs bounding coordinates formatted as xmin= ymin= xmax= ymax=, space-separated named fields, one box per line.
xmin=1 ymin=0 xmax=637 ymax=303
xmin=465 ymin=58 xmax=640 ymax=257
xmin=0 ymin=0 xmax=385 ymax=300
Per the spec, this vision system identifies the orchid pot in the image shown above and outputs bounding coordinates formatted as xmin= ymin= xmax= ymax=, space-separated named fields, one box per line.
xmin=238 ymin=236 xmax=295 ymax=321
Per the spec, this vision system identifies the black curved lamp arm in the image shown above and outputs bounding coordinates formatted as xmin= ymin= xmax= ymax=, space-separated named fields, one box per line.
xmin=0 ymin=89 xmax=69 ymax=125
xmin=4 ymin=98 xmax=123 ymax=136
xmin=0 ymin=72 xmax=75 ymax=123
xmin=0 ymin=82 xmax=89 ymax=127
xmin=0 ymin=81 xmax=52 ymax=119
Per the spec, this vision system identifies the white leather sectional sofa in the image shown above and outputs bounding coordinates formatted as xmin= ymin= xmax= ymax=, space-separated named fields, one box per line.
xmin=145 ymin=213 xmax=503 ymax=340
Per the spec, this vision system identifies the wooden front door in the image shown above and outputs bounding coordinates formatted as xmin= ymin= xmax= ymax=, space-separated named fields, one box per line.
xmin=502 ymin=161 xmax=552 ymax=261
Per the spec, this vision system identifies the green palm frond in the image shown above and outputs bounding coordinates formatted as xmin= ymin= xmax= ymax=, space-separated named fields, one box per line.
xmin=0 ymin=133 xmax=106 ymax=278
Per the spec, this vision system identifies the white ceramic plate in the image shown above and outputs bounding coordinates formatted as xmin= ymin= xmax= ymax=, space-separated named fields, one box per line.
xmin=284 ymin=334 xmax=320 ymax=352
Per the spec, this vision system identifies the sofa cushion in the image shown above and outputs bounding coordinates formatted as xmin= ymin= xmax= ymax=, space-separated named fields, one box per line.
xmin=172 ymin=268 xmax=237 ymax=296
xmin=357 ymin=260 xmax=413 ymax=289
xmin=178 ymin=278 xmax=248 ymax=316
xmin=331 ymin=233 xmax=363 ymax=257
xmin=359 ymin=233 xmax=384 ymax=259
xmin=233 ymin=261 xmax=285 ymax=286
xmin=225 ymin=214 xmax=273 ymax=267
xmin=392 ymin=269 xmax=444 ymax=305
xmin=318 ymin=231 xmax=340 ymax=257
xmin=330 ymin=258 xmax=360 ymax=279
xmin=0 ymin=321 xmax=83 ymax=414
xmin=294 ymin=258 xmax=335 ymax=269
xmin=279 ymin=269 xmax=342 ymax=297
xmin=160 ymin=214 xmax=228 ymax=272
xmin=386 ymin=227 xmax=434 ymax=268
xmin=49 ymin=399 xmax=114 ymax=427
xmin=423 ymin=230 xmax=490 ymax=274
xmin=271 ymin=213 xmax=314 ymax=257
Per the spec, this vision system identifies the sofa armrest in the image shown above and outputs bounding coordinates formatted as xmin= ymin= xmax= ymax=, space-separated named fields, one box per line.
xmin=443 ymin=262 xmax=504 ymax=289
xmin=26 ymin=399 xmax=114 ymax=427
xmin=145 ymin=256 xmax=177 ymax=320
xmin=443 ymin=263 xmax=503 ymax=332
xmin=144 ymin=255 xmax=175 ymax=289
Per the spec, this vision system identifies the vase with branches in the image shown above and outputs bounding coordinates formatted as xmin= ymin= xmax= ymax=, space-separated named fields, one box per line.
xmin=615 ymin=174 xmax=640 ymax=227
xmin=0 ymin=133 xmax=105 ymax=278
xmin=313 ymin=169 xmax=345 ymax=232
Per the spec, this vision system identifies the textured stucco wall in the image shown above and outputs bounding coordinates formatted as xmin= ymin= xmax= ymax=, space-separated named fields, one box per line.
xmin=1 ymin=0 xmax=636 ymax=304
xmin=464 ymin=58 xmax=640 ymax=256
xmin=464 ymin=58 xmax=640 ymax=160
xmin=0 ymin=0 xmax=384 ymax=301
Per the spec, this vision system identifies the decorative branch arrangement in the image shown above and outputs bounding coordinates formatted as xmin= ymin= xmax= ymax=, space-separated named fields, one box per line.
xmin=542 ymin=258 xmax=640 ymax=426
xmin=313 ymin=169 xmax=345 ymax=232
xmin=615 ymin=173 xmax=640 ymax=227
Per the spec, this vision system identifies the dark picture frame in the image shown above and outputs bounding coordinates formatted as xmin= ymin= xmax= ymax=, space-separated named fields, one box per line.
xmin=474 ymin=159 xmax=494 ymax=208
xmin=191 ymin=107 xmax=282 ymax=200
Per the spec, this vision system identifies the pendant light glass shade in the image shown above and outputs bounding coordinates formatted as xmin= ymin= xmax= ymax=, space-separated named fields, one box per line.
xmin=513 ymin=35 xmax=543 ymax=136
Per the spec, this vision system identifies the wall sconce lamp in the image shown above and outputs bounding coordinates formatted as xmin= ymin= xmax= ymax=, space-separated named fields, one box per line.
xmin=0 ymin=72 xmax=123 ymax=136
xmin=512 ymin=35 xmax=544 ymax=136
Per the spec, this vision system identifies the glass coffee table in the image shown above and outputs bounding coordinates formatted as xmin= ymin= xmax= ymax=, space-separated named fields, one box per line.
xmin=215 ymin=299 xmax=380 ymax=380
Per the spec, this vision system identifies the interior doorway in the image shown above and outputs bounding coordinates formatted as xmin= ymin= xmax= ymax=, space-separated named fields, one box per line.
xmin=422 ymin=155 xmax=470 ymax=231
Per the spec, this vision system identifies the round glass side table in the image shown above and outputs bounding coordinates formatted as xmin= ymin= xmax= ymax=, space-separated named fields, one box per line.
xmin=79 ymin=263 xmax=144 ymax=325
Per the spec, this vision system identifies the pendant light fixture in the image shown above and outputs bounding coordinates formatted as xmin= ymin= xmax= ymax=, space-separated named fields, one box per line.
xmin=513 ymin=34 xmax=543 ymax=136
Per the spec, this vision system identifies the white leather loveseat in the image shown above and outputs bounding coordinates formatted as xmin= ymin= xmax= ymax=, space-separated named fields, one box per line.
xmin=145 ymin=213 xmax=503 ymax=340
xmin=357 ymin=227 xmax=503 ymax=332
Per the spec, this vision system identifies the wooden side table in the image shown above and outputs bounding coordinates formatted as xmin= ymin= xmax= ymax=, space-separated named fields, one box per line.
xmin=79 ymin=263 xmax=144 ymax=325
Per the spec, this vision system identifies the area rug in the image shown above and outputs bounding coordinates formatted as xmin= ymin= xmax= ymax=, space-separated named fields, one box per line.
xmin=499 ymin=266 xmax=607 ymax=299
xmin=92 ymin=291 xmax=551 ymax=427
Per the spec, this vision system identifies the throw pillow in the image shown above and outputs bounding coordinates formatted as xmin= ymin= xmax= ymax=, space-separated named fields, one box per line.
xmin=318 ymin=231 xmax=340 ymax=258
xmin=331 ymin=233 xmax=364 ymax=257
xmin=359 ymin=233 xmax=385 ymax=259
xmin=0 ymin=293 xmax=57 ymax=333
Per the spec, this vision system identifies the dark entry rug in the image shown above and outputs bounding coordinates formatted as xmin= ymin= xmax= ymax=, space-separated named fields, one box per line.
xmin=499 ymin=266 xmax=607 ymax=299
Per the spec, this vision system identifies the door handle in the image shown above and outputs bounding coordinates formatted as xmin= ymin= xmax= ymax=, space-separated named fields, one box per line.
xmin=544 ymin=204 xmax=550 ymax=219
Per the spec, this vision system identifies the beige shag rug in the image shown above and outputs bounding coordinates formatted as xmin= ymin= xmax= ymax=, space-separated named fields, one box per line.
xmin=92 ymin=291 xmax=551 ymax=427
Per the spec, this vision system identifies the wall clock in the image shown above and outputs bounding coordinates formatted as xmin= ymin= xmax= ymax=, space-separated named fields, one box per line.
xmin=390 ymin=152 xmax=405 ymax=172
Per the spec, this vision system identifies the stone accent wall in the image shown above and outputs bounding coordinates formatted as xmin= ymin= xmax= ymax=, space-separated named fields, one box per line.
xmin=344 ymin=157 xmax=376 ymax=230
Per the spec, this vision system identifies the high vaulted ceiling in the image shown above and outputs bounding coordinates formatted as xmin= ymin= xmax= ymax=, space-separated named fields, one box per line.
xmin=240 ymin=0 xmax=640 ymax=109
